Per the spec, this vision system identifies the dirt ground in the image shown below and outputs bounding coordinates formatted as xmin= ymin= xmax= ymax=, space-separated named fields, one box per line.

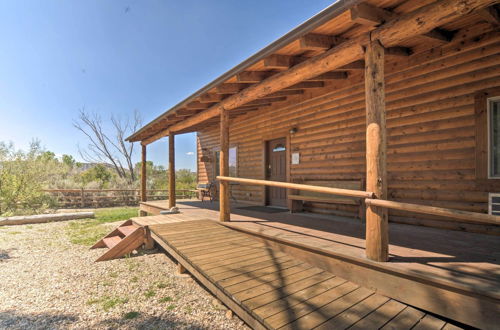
xmin=0 ymin=220 xmax=249 ymax=329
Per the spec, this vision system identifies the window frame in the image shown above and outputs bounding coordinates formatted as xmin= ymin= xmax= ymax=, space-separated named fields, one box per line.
xmin=487 ymin=96 xmax=500 ymax=179
xmin=228 ymin=145 xmax=238 ymax=177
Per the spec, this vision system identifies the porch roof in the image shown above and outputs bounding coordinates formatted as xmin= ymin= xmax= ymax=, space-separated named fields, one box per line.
xmin=127 ymin=0 xmax=498 ymax=144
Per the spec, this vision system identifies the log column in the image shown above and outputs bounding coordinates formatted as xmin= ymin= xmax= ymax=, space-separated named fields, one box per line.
xmin=219 ymin=108 xmax=230 ymax=222
xmin=169 ymin=134 xmax=176 ymax=208
xmin=139 ymin=144 xmax=147 ymax=216
xmin=365 ymin=40 xmax=388 ymax=262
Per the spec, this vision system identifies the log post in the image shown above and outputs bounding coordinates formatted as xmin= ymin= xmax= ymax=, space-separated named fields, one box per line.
xmin=169 ymin=134 xmax=176 ymax=208
xmin=139 ymin=144 xmax=148 ymax=216
xmin=219 ymin=107 xmax=230 ymax=222
xmin=141 ymin=145 xmax=147 ymax=203
xmin=365 ymin=39 xmax=388 ymax=262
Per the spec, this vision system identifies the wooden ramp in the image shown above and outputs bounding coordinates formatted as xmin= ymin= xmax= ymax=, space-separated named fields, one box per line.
xmin=149 ymin=220 xmax=461 ymax=330
xmin=91 ymin=220 xmax=146 ymax=262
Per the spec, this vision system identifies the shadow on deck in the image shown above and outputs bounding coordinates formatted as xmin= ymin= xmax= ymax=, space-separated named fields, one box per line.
xmin=132 ymin=200 xmax=499 ymax=329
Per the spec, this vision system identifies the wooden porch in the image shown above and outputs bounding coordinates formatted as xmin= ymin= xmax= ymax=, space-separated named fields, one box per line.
xmin=133 ymin=200 xmax=499 ymax=329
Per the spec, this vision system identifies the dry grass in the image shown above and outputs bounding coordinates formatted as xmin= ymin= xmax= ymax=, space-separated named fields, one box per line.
xmin=0 ymin=208 xmax=248 ymax=329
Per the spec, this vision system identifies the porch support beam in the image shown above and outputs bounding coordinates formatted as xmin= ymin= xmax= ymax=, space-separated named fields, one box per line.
xmin=364 ymin=39 xmax=388 ymax=262
xmin=141 ymin=0 xmax=496 ymax=145
xmin=169 ymin=134 xmax=176 ymax=208
xmin=219 ymin=107 xmax=230 ymax=222
xmin=139 ymin=144 xmax=147 ymax=216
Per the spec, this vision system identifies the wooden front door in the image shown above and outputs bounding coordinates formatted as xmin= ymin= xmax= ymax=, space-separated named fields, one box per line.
xmin=266 ymin=137 xmax=287 ymax=208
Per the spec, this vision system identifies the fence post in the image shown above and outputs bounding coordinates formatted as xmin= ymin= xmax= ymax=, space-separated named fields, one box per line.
xmin=80 ymin=188 xmax=85 ymax=208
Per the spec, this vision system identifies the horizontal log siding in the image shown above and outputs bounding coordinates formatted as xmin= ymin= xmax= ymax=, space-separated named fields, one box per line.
xmin=197 ymin=26 xmax=500 ymax=233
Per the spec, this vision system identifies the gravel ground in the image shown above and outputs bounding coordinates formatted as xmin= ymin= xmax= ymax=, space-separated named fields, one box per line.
xmin=0 ymin=220 xmax=249 ymax=330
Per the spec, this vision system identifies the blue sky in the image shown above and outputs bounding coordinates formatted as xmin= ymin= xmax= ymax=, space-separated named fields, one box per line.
xmin=0 ymin=0 xmax=333 ymax=171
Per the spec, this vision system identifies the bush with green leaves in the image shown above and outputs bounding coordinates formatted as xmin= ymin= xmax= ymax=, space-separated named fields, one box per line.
xmin=0 ymin=141 xmax=57 ymax=215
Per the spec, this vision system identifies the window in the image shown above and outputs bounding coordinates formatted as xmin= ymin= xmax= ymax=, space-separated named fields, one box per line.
xmin=213 ymin=146 xmax=237 ymax=179
xmin=214 ymin=151 xmax=220 ymax=179
xmin=272 ymin=144 xmax=286 ymax=152
xmin=489 ymin=97 xmax=500 ymax=178
xmin=229 ymin=146 xmax=237 ymax=177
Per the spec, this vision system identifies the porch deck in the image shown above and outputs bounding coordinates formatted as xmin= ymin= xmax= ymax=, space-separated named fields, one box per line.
xmin=147 ymin=219 xmax=462 ymax=329
xmin=132 ymin=200 xmax=499 ymax=329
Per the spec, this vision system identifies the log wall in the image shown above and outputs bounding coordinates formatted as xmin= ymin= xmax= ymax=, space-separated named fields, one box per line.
xmin=197 ymin=24 xmax=500 ymax=234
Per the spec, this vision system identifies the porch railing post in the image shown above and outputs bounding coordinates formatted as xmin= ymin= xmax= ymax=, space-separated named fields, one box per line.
xmin=169 ymin=133 xmax=176 ymax=208
xmin=141 ymin=144 xmax=147 ymax=203
xmin=219 ymin=107 xmax=231 ymax=221
xmin=365 ymin=39 xmax=389 ymax=262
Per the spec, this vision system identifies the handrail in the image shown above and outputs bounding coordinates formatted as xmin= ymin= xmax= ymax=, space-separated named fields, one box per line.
xmin=216 ymin=176 xmax=500 ymax=226
xmin=366 ymin=199 xmax=500 ymax=225
xmin=216 ymin=176 xmax=374 ymax=199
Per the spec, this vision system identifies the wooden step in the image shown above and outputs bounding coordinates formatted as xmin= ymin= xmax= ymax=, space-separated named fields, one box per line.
xmin=96 ymin=227 xmax=145 ymax=262
xmin=103 ymin=236 xmax=122 ymax=249
xmin=118 ymin=225 xmax=139 ymax=236
xmin=91 ymin=219 xmax=133 ymax=249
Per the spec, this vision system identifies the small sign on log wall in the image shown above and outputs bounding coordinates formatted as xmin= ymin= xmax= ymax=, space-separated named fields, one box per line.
xmin=292 ymin=152 xmax=300 ymax=165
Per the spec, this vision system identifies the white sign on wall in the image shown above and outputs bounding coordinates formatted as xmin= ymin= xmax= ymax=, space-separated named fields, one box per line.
xmin=292 ymin=152 xmax=300 ymax=165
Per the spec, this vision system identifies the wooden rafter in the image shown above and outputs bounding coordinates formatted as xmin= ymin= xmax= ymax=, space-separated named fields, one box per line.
xmin=237 ymin=71 xmax=274 ymax=83
xmin=307 ymin=71 xmax=348 ymax=81
xmin=140 ymin=0 xmax=497 ymax=145
xmin=216 ymin=83 xmax=250 ymax=94
xmin=199 ymin=93 xmax=224 ymax=103
xmin=299 ymin=33 xmax=344 ymax=50
xmin=351 ymin=2 xmax=454 ymax=45
xmin=477 ymin=5 xmax=500 ymax=25
xmin=284 ymin=81 xmax=325 ymax=90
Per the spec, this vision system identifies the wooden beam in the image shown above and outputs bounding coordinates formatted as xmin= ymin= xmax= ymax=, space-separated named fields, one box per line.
xmin=216 ymin=83 xmax=249 ymax=94
xmin=284 ymin=81 xmax=325 ymax=90
xmin=168 ymin=134 xmax=176 ymax=208
xmin=217 ymin=176 xmax=374 ymax=199
xmin=219 ymin=108 xmax=230 ymax=222
xmin=307 ymin=71 xmax=348 ymax=81
xmin=236 ymin=71 xmax=274 ymax=83
xmin=477 ymin=5 xmax=500 ymax=25
xmin=140 ymin=145 xmax=147 ymax=202
xmin=366 ymin=199 xmax=500 ymax=225
xmin=235 ymin=103 xmax=271 ymax=110
xmin=247 ymin=96 xmax=287 ymax=104
xmin=420 ymin=28 xmax=455 ymax=43
xmin=263 ymin=55 xmax=294 ymax=69
xmin=365 ymin=39 xmax=388 ymax=262
xmin=350 ymin=3 xmax=389 ymax=26
xmin=385 ymin=47 xmax=411 ymax=57
xmin=299 ymin=33 xmax=342 ymax=50
xmin=351 ymin=2 xmax=455 ymax=44
xmin=186 ymin=101 xmax=210 ymax=109
xmin=372 ymin=0 xmax=496 ymax=47
xmin=145 ymin=0 xmax=496 ymax=143
xmin=337 ymin=60 xmax=365 ymax=70
xmin=199 ymin=93 xmax=224 ymax=103
xmin=267 ymin=90 xmax=304 ymax=97
xmin=140 ymin=145 xmax=147 ymax=216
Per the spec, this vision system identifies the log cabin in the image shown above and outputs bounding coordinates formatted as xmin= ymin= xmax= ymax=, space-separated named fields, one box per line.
xmin=94 ymin=0 xmax=500 ymax=328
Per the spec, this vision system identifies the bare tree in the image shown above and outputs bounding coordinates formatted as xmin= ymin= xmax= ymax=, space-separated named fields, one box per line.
xmin=73 ymin=108 xmax=141 ymax=182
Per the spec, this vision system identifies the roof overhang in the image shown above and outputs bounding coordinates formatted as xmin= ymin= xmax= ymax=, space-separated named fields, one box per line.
xmin=126 ymin=0 xmax=361 ymax=142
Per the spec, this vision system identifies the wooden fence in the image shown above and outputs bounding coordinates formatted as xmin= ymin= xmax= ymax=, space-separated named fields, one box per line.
xmin=43 ymin=189 xmax=195 ymax=208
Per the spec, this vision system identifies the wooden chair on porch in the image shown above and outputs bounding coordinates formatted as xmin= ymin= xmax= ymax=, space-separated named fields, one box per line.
xmin=195 ymin=182 xmax=218 ymax=202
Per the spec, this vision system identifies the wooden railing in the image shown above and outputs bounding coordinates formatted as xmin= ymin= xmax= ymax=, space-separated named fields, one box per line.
xmin=217 ymin=176 xmax=500 ymax=226
xmin=217 ymin=176 xmax=374 ymax=199
xmin=43 ymin=189 xmax=195 ymax=208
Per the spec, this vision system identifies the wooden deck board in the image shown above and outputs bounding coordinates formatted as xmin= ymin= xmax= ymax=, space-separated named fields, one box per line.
xmin=135 ymin=200 xmax=498 ymax=328
xmin=148 ymin=219 xmax=462 ymax=329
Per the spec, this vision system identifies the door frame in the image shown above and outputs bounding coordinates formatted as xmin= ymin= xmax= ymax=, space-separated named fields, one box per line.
xmin=261 ymin=130 xmax=291 ymax=208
